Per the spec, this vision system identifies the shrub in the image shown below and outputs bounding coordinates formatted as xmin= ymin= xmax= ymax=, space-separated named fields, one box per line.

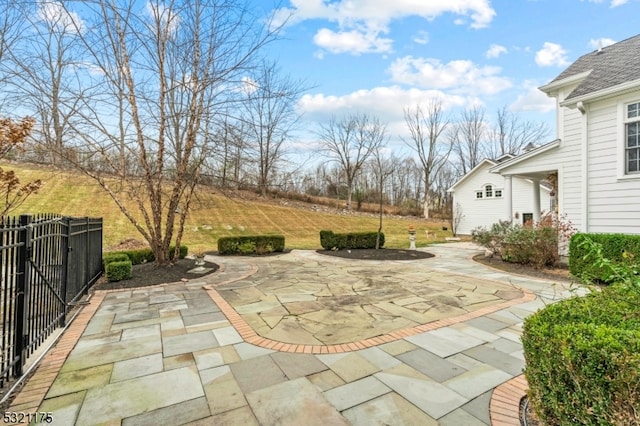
xmin=105 ymin=245 xmax=188 ymax=265
xmin=105 ymin=260 xmax=132 ymax=282
xmin=217 ymin=235 xmax=285 ymax=255
xmin=102 ymin=253 xmax=130 ymax=270
xmin=570 ymin=233 xmax=640 ymax=284
xmin=472 ymin=214 xmax=575 ymax=268
xmin=522 ymin=285 xmax=640 ymax=425
xmin=319 ymin=230 xmax=384 ymax=250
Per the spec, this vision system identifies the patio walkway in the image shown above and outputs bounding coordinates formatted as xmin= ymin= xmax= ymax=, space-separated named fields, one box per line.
xmin=6 ymin=243 xmax=580 ymax=425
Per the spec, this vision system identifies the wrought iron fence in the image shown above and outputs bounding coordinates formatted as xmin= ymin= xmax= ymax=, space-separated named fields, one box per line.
xmin=0 ymin=214 xmax=102 ymax=386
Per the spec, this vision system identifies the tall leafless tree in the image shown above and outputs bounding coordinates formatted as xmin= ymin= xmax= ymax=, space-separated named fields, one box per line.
xmin=4 ymin=1 xmax=85 ymax=163
xmin=0 ymin=1 xmax=26 ymax=101
xmin=240 ymin=61 xmax=306 ymax=196
xmin=50 ymin=0 xmax=283 ymax=265
xmin=451 ymin=105 xmax=487 ymax=175
xmin=318 ymin=113 xmax=386 ymax=210
xmin=487 ymin=106 xmax=551 ymax=158
xmin=403 ymin=99 xmax=451 ymax=219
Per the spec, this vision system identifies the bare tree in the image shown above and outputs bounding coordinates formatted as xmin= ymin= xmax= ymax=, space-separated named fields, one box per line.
xmin=318 ymin=113 xmax=386 ymax=210
xmin=53 ymin=0 xmax=282 ymax=265
xmin=451 ymin=105 xmax=487 ymax=175
xmin=4 ymin=1 xmax=86 ymax=164
xmin=487 ymin=106 xmax=551 ymax=158
xmin=0 ymin=1 xmax=27 ymax=107
xmin=241 ymin=61 xmax=306 ymax=196
xmin=370 ymin=148 xmax=393 ymax=249
xmin=403 ymin=99 xmax=451 ymax=219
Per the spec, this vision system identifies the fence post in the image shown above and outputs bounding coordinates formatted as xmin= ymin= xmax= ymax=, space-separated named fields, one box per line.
xmin=60 ymin=217 xmax=70 ymax=327
xmin=13 ymin=214 xmax=32 ymax=377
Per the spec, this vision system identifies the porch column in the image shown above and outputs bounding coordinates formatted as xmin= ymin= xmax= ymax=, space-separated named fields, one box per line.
xmin=504 ymin=175 xmax=513 ymax=222
xmin=532 ymin=178 xmax=541 ymax=223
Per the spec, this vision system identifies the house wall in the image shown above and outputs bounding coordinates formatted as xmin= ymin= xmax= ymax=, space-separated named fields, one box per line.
xmin=453 ymin=162 xmax=551 ymax=235
xmin=586 ymin=88 xmax=640 ymax=233
xmin=496 ymin=84 xmax=584 ymax=231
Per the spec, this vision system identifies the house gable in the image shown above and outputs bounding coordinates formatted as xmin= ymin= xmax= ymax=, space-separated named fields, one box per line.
xmin=540 ymin=34 xmax=640 ymax=106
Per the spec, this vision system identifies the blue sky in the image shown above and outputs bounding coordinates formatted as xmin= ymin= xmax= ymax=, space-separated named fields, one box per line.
xmin=252 ymin=0 xmax=639 ymax=155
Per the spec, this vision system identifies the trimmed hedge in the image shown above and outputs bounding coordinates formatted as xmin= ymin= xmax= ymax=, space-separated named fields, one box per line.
xmin=217 ymin=235 xmax=285 ymax=255
xmin=105 ymin=245 xmax=188 ymax=266
xmin=103 ymin=253 xmax=130 ymax=270
xmin=522 ymin=286 xmax=640 ymax=425
xmin=105 ymin=260 xmax=133 ymax=282
xmin=319 ymin=230 xmax=384 ymax=250
xmin=570 ymin=233 xmax=640 ymax=282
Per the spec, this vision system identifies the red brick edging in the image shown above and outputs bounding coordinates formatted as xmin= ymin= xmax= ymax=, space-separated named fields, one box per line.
xmin=6 ymin=292 xmax=107 ymax=416
xmin=202 ymin=284 xmax=536 ymax=355
xmin=490 ymin=374 xmax=528 ymax=425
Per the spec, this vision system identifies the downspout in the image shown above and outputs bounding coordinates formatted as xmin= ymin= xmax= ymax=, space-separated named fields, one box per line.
xmin=577 ymin=101 xmax=588 ymax=232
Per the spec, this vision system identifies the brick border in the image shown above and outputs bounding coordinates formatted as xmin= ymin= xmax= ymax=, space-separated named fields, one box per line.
xmin=202 ymin=284 xmax=536 ymax=355
xmin=490 ymin=374 xmax=528 ymax=425
xmin=6 ymin=292 xmax=107 ymax=417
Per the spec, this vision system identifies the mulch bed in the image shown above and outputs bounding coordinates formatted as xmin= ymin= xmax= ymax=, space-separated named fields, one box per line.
xmin=317 ymin=248 xmax=434 ymax=261
xmin=92 ymin=258 xmax=220 ymax=291
xmin=472 ymin=253 xmax=574 ymax=282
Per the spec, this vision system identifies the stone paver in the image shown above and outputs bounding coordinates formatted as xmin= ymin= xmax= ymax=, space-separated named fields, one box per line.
xmin=6 ymin=243 xmax=581 ymax=425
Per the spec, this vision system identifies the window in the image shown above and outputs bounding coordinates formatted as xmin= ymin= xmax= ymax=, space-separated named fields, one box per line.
xmin=476 ymin=191 xmax=483 ymax=199
xmin=494 ymin=189 xmax=502 ymax=198
xmin=626 ymin=102 xmax=640 ymax=174
xmin=485 ymin=185 xmax=493 ymax=197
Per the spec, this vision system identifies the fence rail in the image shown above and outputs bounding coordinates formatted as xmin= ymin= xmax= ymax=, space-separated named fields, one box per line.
xmin=0 ymin=214 xmax=102 ymax=386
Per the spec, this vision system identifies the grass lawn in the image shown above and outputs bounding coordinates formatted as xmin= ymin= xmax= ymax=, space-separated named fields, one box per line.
xmin=6 ymin=162 xmax=454 ymax=252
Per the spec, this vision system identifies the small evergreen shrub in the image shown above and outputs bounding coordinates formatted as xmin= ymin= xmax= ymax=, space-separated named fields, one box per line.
xmin=102 ymin=253 xmax=130 ymax=270
xmin=105 ymin=260 xmax=132 ymax=282
xmin=522 ymin=285 xmax=640 ymax=425
xmin=319 ymin=230 xmax=384 ymax=250
xmin=106 ymin=245 xmax=188 ymax=265
xmin=217 ymin=235 xmax=285 ymax=255
xmin=570 ymin=233 xmax=640 ymax=283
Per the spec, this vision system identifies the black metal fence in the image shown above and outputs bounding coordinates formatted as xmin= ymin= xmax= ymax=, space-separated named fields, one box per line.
xmin=0 ymin=214 xmax=102 ymax=386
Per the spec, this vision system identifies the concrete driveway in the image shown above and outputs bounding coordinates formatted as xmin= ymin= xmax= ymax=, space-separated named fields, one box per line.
xmin=7 ymin=243 xmax=579 ymax=425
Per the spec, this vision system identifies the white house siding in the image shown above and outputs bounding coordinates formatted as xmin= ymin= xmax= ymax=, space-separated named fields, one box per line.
xmin=586 ymin=90 xmax=640 ymax=234
xmin=452 ymin=162 xmax=551 ymax=235
xmin=495 ymin=95 xmax=584 ymax=231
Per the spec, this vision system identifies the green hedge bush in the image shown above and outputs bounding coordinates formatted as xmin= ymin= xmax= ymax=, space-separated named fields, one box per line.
xmin=570 ymin=233 xmax=640 ymax=283
xmin=105 ymin=245 xmax=188 ymax=266
xmin=102 ymin=253 xmax=130 ymax=270
xmin=522 ymin=285 xmax=640 ymax=425
xmin=217 ymin=235 xmax=285 ymax=255
xmin=105 ymin=260 xmax=133 ymax=282
xmin=319 ymin=230 xmax=384 ymax=250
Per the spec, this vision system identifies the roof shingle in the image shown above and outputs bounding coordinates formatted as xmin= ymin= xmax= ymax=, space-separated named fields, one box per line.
xmin=548 ymin=33 xmax=640 ymax=100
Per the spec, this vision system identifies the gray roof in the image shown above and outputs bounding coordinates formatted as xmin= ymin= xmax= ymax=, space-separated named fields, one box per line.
xmin=548 ymin=33 xmax=640 ymax=101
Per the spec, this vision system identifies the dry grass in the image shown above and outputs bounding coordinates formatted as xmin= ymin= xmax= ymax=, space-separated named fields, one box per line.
xmin=6 ymin=162 xmax=453 ymax=252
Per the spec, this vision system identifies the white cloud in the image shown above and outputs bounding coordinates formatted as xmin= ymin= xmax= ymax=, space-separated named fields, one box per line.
xmin=388 ymin=56 xmax=512 ymax=95
xmin=274 ymin=0 xmax=495 ymax=55
xmin=313 ymin=27 xmax=393 ymax=55
xmin=296 ymin=85 xmax=473 ymax=143
xmin=298 ymin=86 xmax=468 ymax=121
xmin=486 ymin=44 xmax=507 ymax=58
xmin=38 ymin=1 xmax=84 ymax=33
xmin=413 ymin=30 xmax=429 ymax=45
xmin=581 ymin=0 xmax=628 ymax=6
xmin=535 ymin=42 xmax=569 ymax=67
xmin=510 ymin=81 xmax=556 ymax=113
xmin=588 ymin=37 xmax=616 ymax=50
